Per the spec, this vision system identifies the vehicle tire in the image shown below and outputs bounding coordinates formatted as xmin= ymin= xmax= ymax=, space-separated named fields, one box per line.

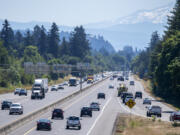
xmin=80 ymin=114 xmax=83 ymax=117
xmin=146 ymin=112 xmax=149 ymax=117
xmin=98 ymin=108 xmax=100 ymax=111
xmin=36 ymin=127 xmax=39 ymax=130
xmin=66 ymin=126 xmax=69 ymax=129
xmin=1 ymin=107 xmax=4 ymax=110
xmin=78 ymin=126 xmax=81 ymax=130
xmin=51 ymin=116 xmax=54 ymax=119
xmin=90 ymin=113 xmax=92 ymax=117
xmin=21 ymin=111 xmax=23 ymax=115
xmin=158 ymin=114 xmax=161 ymax=117
xmin=62 ymin=116 xmax=64 ymax=120
xmin=9 ymin=112 xmax=12 ymax=115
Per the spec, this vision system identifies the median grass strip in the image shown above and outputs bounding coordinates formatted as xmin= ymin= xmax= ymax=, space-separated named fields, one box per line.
xmin=114 ymin=114 xmax=180 ymax=135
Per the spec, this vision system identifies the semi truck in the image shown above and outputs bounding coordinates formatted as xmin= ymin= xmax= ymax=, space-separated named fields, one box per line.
xmin=31 ymin=78 xmax=48 ymax=99
xmin=69 ymin=77 xmax=77 ymax=86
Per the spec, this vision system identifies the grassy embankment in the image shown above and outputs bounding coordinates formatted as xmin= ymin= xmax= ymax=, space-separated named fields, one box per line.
xmin=133 ymin=75 xmax=179 ymax=111
xmin=0 ymin=75 xmax=72 ymax=94
xmin=114 ymin=114 xmax=180 ymax=135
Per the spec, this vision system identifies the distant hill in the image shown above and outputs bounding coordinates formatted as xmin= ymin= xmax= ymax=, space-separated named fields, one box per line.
xmin=59 ymin=31 xmax=115 ymax=53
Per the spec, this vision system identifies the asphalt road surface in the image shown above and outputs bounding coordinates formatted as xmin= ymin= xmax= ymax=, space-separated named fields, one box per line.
xmin=4 ymin=73 xmax=175 ymax=135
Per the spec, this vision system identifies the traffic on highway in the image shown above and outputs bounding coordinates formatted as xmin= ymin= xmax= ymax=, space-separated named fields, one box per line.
xmin=0 ymin=71 xmax=177 ymax=135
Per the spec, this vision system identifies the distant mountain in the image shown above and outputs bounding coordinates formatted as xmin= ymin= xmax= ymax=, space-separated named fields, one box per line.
xmin=0 ymin=2 xmax=175 ymax=50
xmin=84 ymin=3 xmax=174 ymax=50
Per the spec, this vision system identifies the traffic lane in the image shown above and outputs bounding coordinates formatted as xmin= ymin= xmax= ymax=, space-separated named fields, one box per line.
xmin=9 ymin=78 xmax=112 ymax=135
xmin=0 ymin=79 xmax=103 ymax=126
xmin=25 ymin=79 xmax=112 ymax=135
xmin=118 ymin=76 xmax=174 ymax=121
xmin=88 ymin=88 xmax=127 ymax=135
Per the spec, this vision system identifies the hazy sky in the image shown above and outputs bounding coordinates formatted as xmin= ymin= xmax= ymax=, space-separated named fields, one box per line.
xmin=0 ymin=0 xmax=175 ymax=26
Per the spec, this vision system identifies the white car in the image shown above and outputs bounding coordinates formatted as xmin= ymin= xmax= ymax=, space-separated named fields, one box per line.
xmin=9 ymin=103 xmax=23 ymax=115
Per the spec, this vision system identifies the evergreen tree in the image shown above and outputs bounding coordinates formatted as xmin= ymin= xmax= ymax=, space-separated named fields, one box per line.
xmin=165 ymin=0 xmax=180 ymax=36
xmin=69 ymin=26 xmax=90 ymax=58
xmin=60 ymin=37 xmax=69 ymax=56
xmin=33 ymin=25 xmax=41 ymax=46
xmin=0 ymin=19 xmax=14 ymax=50
xmin=24 ymin=30 xmax=33 ymax=46
xmin=48 ymin=22 xmax=60 ymax=58
xmin=38 ymin=25 xmax=47 ymax=56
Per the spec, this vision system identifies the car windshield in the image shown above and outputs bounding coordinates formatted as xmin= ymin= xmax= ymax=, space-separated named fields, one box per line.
xmin=91 ymin=103 xmax=98 ymax=105
xmin=69 ymin=117 xmax=79 ymax=120
xmin=11 ymin=104 xmax=20 ymax=107
xmin=54 ymin=109 xmax=62 ymax=112
xmin=2 ymin=101 xmax=10 ymax=104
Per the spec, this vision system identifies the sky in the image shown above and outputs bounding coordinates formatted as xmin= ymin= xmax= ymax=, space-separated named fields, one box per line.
xmin=0 ymin=0 xmax=175 ymax=26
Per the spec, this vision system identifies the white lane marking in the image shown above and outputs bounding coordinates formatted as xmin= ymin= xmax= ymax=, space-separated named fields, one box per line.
xmin=86 ymin=97 xmax=112 ymax=135
xmin=23 ymin=80 xmax=108 ymax=135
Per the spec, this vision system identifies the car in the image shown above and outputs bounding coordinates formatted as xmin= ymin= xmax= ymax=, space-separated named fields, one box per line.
xmin=170 ymin=111 xmax=180 ymax=121
xmin=90 ymin=102 xmax=100 ymax=111
xmin=51 ymin=85 xmax=58 ymax=91
xmin=117 ymin=76 xmax=124 ymax=81
xmin=97 ymin=93 xmax=105 ymax=99
xmin=147 ymin=105 xmax=162 ymax=117
xmin=122 ymin=92 xmax=133 ymax=103
xmin=1 ymin=101 xmax=12 ymax=110
xmin=66 ymin=116 xmax=81 ymax=130
xmin=125 ymin=77 xmax=129 ymax=80
xmin=14 ymin=88 xmax=21 ymax=95
xmin=109 ymin=84 xmax=114 ymax=89
xmin=135 ymin=91 xmax=142 ymax=99
xmin=58 ymin=85 xmax=64 ymax=90
xmin=63 ymin=81 xmax=68 ymax=86
xmin=19 ymin=89 xmax=27 ymax=96
xmin=143 ymin=98 xmax=151 ymax=105
xmin=9 ymin=103 xmax=23 ymax=115
xmin=125 ymin=96 xmax=134 ymax=105
xmin=51 ymin=108 xmax=64 ymax=119
xmin=80 ymin=107 xmax=92 ymax=117
xmin=37 ymin=119 xmax=52 ymax=131
xmin=130 ymin=81 xmax=135 ymax=85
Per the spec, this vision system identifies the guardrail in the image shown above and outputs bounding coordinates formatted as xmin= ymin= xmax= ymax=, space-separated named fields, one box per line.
xmin=0 ymin=76 xmax=111 ymax=135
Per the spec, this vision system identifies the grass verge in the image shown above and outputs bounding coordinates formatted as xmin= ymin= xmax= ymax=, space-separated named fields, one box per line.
xmin=114 ymin=113 xmax=180 ymax=135
xmin=0 ymin=75 xmax=72 ymax=94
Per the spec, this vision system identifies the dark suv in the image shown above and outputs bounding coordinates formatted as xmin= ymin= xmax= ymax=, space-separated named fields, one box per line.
xmin=122 ymin=92 xmax=133 ymax=103
xmin=97 ymin=93 xmax=105 ymax=99
xmin=51 ymin=108 xmax=64 ymax=119
xmin=1 ymin=101 xmax=12 ymax=110
xmin=19 ymin=89 xmax=27 ymax=96
xmin=135 ymin=91 xmax=142 ymax=99
xmin=80 ymin=107 xmax=92 ymax=117
xmin=147 ymin=106 xmax=162 ymax=117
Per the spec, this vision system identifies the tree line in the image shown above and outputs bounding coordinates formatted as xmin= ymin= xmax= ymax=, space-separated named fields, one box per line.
xmin=131 ymin=0 xmax=180 ymax=106
xmin=0 ymin=20 xmax=137 ymax=88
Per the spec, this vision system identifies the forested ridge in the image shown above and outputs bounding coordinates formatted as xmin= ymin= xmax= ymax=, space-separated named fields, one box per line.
xmin=131 ymin=0 xmax=180 ymax=106
xmin=0 ymin=20 xmax=137 ymax=89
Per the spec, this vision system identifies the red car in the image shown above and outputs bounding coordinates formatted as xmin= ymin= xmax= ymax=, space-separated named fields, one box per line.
xmin=170 ymin=111 xmax=180 ymax=121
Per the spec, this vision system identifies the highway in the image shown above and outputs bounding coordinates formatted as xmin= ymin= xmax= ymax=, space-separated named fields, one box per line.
xmin=0 ymin=77 xmax=102 ymax=127
xmin=1 ymin=73 xmax=175 ymax=135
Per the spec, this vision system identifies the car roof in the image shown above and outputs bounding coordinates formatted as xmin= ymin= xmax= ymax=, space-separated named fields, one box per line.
xmin=53 ymin=108 xmax=63 ymax=111
xmin=68 ymin=116 xmax=79 ymax=119
xmin=12 ymin=103 xmax=21 ymax=105
xmin=2 ymin=100 xmax=12 ymax=103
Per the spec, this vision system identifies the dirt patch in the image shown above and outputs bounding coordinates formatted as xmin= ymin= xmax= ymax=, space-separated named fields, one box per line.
xmin=133 ymin=75 xmax=179 ymax=111
xmin=114 ymin=113 xmax=180 ymax=135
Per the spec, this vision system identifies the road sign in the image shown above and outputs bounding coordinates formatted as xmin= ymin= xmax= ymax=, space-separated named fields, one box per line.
xmin=126 ymin=99 xmax=136 ymax=109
